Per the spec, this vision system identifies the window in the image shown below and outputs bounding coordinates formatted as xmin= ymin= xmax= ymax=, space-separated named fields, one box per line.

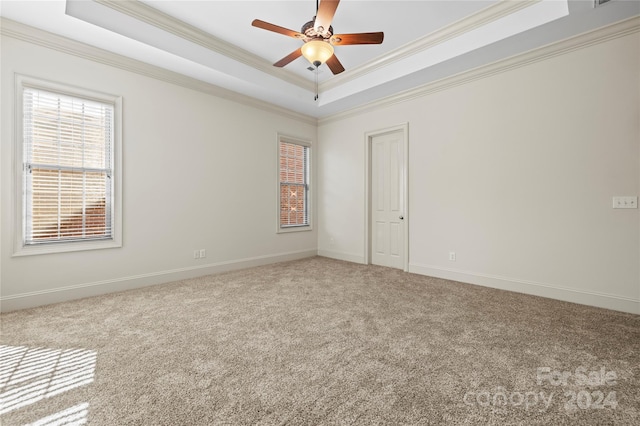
xmin=15 ymin=75 xmax=122 ymax=255
xmin=278 ymin=135 xmax=311 ymax=231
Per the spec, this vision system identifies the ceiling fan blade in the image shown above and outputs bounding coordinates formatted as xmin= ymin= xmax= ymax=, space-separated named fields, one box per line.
xmin=274 ymin=48 xmax=303 ymax=67
xmin=331 ymin=32 xmax=384 ymax=45
xmin=314 ymin=0 xmax=340 ymax=33
xmin=326 ymin=54 xmax=345 ymax=75
xmin=252 ymin=19 xmax=304 ymax=39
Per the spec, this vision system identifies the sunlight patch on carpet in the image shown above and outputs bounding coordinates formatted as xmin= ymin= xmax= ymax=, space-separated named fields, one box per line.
xmin=25 ymin=402 xmax=89 ymax=426
xmin=0 ymin=345 xmax=95 ymax=418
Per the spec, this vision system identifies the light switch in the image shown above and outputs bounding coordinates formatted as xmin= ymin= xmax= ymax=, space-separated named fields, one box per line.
xmin=612 ymin=196 xmax=638 ymax=209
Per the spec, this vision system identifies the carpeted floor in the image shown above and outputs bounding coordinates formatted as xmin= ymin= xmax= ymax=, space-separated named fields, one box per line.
xmin=1 ymin=256 xmax=638 ymax=425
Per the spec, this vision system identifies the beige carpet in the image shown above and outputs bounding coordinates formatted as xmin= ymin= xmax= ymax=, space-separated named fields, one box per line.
xmin=1 ymin=257 xmax=638 ymax=425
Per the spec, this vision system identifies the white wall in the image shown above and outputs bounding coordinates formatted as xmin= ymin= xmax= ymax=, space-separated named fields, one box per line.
xmin=2 ymin=21 xmax=639 ymax=315
xmin=0 ymin=35 xmax=317 ymax=311
xmin=318 ymin=30 xmax=640 ymax=314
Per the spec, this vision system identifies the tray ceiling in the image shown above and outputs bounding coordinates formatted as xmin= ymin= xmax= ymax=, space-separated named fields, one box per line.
xmin=1 ymin=1 xmax=638 ymax=118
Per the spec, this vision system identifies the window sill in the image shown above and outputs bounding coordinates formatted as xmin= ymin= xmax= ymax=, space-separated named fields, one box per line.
xmin=277 ymin=225 xmax=312 ymax=234
xmin=13 ymin=238 xmax=122 ymax=257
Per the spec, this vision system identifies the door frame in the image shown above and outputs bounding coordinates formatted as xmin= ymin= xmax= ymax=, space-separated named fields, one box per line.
xmin=364 ymin=122 xmax=409 ymax=271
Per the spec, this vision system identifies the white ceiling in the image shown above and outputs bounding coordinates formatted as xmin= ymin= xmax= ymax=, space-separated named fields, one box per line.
xmin=1 ymin=0 xmax=639 ymax=118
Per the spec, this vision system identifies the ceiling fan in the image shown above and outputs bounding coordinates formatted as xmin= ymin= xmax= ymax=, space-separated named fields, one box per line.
xmin=251 ymin=0 xmax=384 ymax=75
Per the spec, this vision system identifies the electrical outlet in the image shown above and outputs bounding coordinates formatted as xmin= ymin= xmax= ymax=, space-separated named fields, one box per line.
xmin=193 ymin=250 xmax=200 ymax=259
xmin=199 ymin=248 xmax=206 ymax=258
xmin=449 ymin=251 xmax=456 ymax=261
xmin=612 ymin=196 xmax=637 ymax=209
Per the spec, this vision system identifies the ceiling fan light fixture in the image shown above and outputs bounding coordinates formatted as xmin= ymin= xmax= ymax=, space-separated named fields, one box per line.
xmin=301 ymin=39 xmax=334 ymax=67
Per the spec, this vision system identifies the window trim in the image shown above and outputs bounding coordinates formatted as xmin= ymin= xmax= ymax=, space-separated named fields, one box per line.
xmin=277 ymin=134 xmax=312 ymax=234
xmin=13 ymin=74 xmax=123 ymax=256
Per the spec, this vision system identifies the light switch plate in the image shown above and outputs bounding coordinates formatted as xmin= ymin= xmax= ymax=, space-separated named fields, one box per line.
xmin=612 ymin=196 xmax=637 ymax=209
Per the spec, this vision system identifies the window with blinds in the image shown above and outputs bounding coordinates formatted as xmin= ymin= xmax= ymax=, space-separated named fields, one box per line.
xmin=22 ymin=87 xmax=114 ymax=245
xmin=278 ymin=137 xmax=310 ymax=229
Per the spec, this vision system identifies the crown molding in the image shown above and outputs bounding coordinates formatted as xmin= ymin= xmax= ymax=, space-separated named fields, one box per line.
xmin=318 ymin=15 xmax=640 ymax=125
xmin=320 ymin=0 xmax=541 ymax=92
xmin=95 ymin=0 xmax=314 ymax=92
xmin=3 ymin=12 xmax=637 ymax=128
xmin=0 ymin=18 xmax=317 ymax=126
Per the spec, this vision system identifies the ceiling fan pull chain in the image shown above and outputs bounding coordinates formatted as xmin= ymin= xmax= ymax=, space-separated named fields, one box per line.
xmin=314 ymin=66 xmax=319 ymax=101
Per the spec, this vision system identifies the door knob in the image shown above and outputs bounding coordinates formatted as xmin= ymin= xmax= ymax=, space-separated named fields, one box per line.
xmin=399 ymin=215 xmax=404 ymax=220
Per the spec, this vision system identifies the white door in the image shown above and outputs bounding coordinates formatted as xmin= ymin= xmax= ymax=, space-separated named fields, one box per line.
xmin=371 ymin=129 xmax=405 ymax=269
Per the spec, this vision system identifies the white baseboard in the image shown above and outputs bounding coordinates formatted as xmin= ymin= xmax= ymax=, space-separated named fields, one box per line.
xmin=317 ymin=249 xmax=366 ymax=264
xmin=409 ymin=263 xmax=640 ymax=315
xmin=0 ymin=249 xmax=318 ymax=312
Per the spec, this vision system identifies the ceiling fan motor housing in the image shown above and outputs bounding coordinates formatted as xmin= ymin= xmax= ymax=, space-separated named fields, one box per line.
xmin=302 ymin=18 xmax=333 ymax=41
